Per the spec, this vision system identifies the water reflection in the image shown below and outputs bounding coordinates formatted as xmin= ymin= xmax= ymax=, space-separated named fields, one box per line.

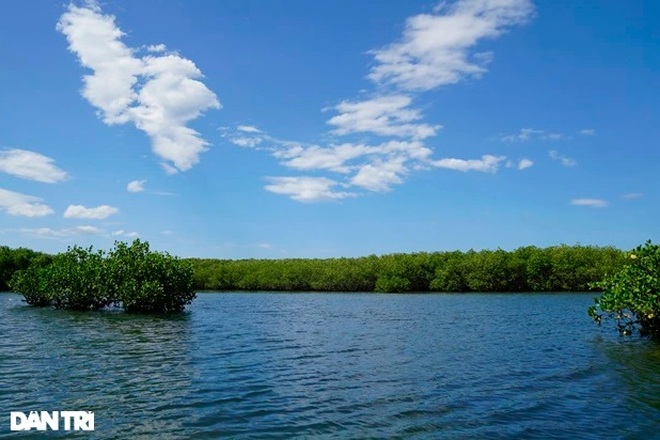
xmin=594 ymin=337 xmax=660 ymax=411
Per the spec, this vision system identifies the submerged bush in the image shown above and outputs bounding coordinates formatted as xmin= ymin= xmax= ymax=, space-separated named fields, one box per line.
xmin=588 ymin=241 xmax=660 ymax=338
xmin=9 ymin=240 xmax=195 ymax=313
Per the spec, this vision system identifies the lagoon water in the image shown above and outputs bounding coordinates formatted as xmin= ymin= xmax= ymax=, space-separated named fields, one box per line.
xmin=1 ymin=292 xmax=659 ymax=439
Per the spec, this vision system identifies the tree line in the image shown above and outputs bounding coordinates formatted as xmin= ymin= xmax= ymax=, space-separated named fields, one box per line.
xmin=187 ymin=245 xmax=626 ymax=293
xmin=0 ymin=244 xmax=627 ymax=294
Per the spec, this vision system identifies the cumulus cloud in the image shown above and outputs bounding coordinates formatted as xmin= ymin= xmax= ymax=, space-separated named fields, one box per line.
xmin=127 ymin=179 xmax=146 ymax=193
xmin=368 ymin=0 xmax=534 ymax=91
xmin=549 ymin=150 xmax=577 ymax=167
xmin=351 ymin=156 xmax=408 ymax=192
xmin=64 ymin=204 xmax=118 ymax=219
xmin=0 ymin=188 xmax=54 ymax=217
xmin=0 ymin=149 xmax=67 ymax=183
xmin=57 ymin=2 xmax=220 ymax=173
xmin=432 ymin=154 xmax=505 ymax=173
xmin=327 ymin=95 xmax=440 ymax=140
xmin=570 ymin=198 xmax=608 ymax=208
xmin=580 ymin=128 xmax=595 ymax=136
xmin=621 ymin=193 xmax=643 ymax=200
xmin=517 ymin=158 xmax=534 ymax=170
xmin=264 ymin=176 xmax=356 ymax=202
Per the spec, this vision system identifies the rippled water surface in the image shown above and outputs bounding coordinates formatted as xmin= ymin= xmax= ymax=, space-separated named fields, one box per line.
xmin=1 ymin=292 xmax=659 ymax=438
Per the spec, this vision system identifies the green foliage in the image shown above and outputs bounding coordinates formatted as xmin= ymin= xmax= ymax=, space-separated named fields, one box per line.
xmin=9 ymin=240 xmax=195 ymax=313
xmin=107 ymin=240 xmax=195 ymax=313
xmin=375 ymin=253 xmax=434 ymax=292
xmin=375 ymin=275 xmax=411 ymax=293
xmin=0 ymin=246 xmax=51 ymax=291
xmin=588 ymin=241 xmax=660 ymax=337
xmin=429 ymin=251 xmax=469 ymax=291
xmin=5 ymin=242 xmax=627 ymax=299
xmin=187 ymin=245 xmax=626 ymax=294
xmin=9 ymin=246 xmax=108 ymax=310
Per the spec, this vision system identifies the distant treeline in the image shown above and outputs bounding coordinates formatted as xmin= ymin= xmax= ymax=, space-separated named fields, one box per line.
xmin=187 ymin=245 xmax=627 ymax=293
xmin=0 ymin=244 xmax=628 ymax=294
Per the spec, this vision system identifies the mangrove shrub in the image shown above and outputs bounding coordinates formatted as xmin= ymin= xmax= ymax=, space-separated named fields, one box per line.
xmin=10 ymin=240 xmax=195 ymax=313
xmin=588 ymin=241 xmax=660 ymax=337
xmin=0 ymin=246 xmax=52 ymax=291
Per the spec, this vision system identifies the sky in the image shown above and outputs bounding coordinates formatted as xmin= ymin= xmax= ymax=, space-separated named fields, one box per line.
xmin=0 ymin=0 xmax=658 ymax=259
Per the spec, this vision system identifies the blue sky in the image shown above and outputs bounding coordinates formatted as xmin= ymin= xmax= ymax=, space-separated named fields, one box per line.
xmin=0 ymin=0 xmax=658 ymax=258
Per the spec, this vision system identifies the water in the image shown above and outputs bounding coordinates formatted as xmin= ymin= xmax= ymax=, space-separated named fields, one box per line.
xmin=1 ymin=292 xmax=659 ymax=439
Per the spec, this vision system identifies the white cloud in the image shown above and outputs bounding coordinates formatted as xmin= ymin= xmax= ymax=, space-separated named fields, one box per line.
xmin=229 ymin=136 xmax=264 ymax=148
xmin=20 ymin=225 xmax=103 ymax=238
xmin=621 ymin=193 xmax=643 ymax=200
xmin=545 ymin=133 xmax=563 ymax=140
xmin=75 ymin=225 xmax=104 ymax=234
xmin=227 ymin=124 xmax=436 ymax=192
xmin=0 ymin=149 xmax=67 ymax=183
xmin=379 ymin=140 xmax=434 ymax=161
xmin=57 ymin=3 xmax=220 ymax=173
xmin=221 ymin=125 xmax=269 ymax=148
xmin=281 ymin=143 xmax=373 ymax=173
xmin=127 ymin=179 xmax=146 ymax=192
xmin=351 ymin=156 xmax=408 ymax=192
xmin=501 ymin=128 xmax=563 ymax=142
xmin=0 ymin=188 xmax=54 ymax=217
xmin=130 ymin=55 xmax=221 ymax=171
xmin=146 ymin=44 xmax=166 ymax=53
xmin=237 ymin=125 xmax=262 ymax=133
xmin=368 ymin=0 xmax=533 ymax=91
xmin=501 ymin=128 xmax=542 ymax=142
xmin=223 ymin=0 xmax=532 ymax=203
xmin=161 ymin=162 xmax=179 ymax=175
xmin=570 ymin=198 xmax=608 ymax=208
xmin=580 ymin=128 xmax=595 ymax=136
xmin=230 ymin=122 xmax=506 ymax=200
xmin=64 ymin=204 xmax=118 ymax=219
xmin=549 ymin=150 xmax=577 ymax=167
xmin=112 ymin=229 xmax=139 ymax=238
xmin=19 ymin=228 xmax=66 ymax=238
xmin=432 ymin=154 xmax=505 ymax=173
xmin=327 ymin=95 xmax=440 ymax=139
xmin=264 ymin=177 xmax=356 ymax=202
